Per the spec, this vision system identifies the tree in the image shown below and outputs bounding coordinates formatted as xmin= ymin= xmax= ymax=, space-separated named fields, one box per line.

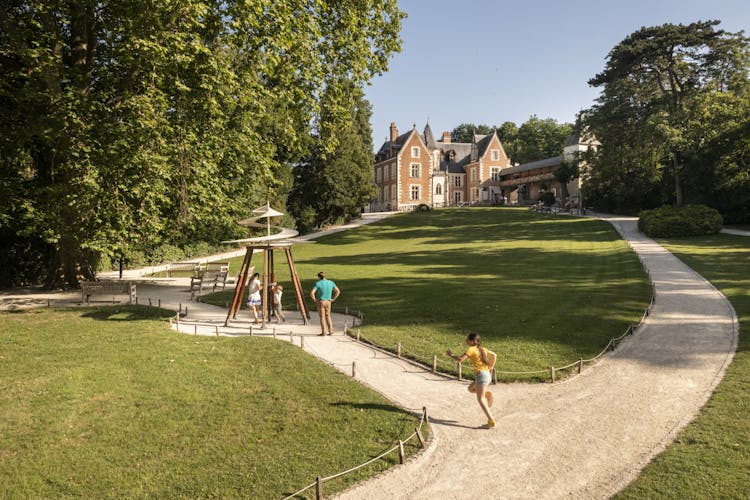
xmin=585 ymin=20 xmax=750 ymax=211
xmin=289 ymin=85 xmax=376 ymax=232
xmin=514 ymin=116 xmax=572 ymax=165
xmin=0 ymin=0 xmax=404 ymax=287
xmin=450 ymin=123 xmax=494 ymax=143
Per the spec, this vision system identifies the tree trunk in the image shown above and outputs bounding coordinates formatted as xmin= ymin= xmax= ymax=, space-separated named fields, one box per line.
xmin=673 ymin=154 xmax=683 ymax=207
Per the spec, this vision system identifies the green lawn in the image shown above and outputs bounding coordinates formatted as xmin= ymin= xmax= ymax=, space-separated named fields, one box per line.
xmin=616 ymin=233 xmax=750 ymax=499
xmin=206 ymin=208 xmax=652 ymax=381
xmin=0 ymin=306 xmax=425 ymax=498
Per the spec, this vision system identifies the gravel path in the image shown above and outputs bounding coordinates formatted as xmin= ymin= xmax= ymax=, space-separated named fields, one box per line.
xmin=0 ymin=215 xmax=738 ymax=499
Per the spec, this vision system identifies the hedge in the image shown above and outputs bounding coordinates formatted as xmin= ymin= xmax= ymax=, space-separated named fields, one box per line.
xmin=638 ymin=205 xmax=723 ymax=238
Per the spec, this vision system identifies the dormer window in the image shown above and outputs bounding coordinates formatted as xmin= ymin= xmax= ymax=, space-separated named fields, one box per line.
xmin=411 ymin=146 xmax=420 ymax=158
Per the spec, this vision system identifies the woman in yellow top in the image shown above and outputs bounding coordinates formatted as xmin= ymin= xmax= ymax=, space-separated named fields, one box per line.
xmin=446 ymin=332 xmax=497 ymax=428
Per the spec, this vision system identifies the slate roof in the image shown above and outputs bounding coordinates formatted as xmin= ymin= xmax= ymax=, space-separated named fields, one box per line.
xmin=500 ymin=156 xmax=562 ymax=176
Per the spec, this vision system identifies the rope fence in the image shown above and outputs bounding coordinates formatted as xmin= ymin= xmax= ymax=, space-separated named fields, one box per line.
xmin=281 ymin=406 xmax=429 ymax=500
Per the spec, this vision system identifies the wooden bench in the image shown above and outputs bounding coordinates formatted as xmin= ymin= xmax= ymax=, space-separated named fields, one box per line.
xmin=204 ymin=262 xmax=230 ymax=273
xmin=81 ymin=281 xmax=137 ymax=304
xmin=190 ymin=270 xmax=229 ymax=295
xmin=167 ymin=262 xmax=202 ymax=277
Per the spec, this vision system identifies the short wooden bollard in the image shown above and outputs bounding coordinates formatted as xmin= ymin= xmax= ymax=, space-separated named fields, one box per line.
xmin=184 ymin=306 xmax=188 ymax=317
xmin=578 ymin=358 xmax=583 ymax=374
xmin=415 ymin=427 xmax=426 ymax=448
xmin=422 ymin=406 xmax=428 ymax=423
xmin=457 ymin=362 xmax=462 ymax=381
xmin=316 ymin=476 xmax=322 ymax=500
xmin=300 ymin=336 xmax=305 ymax=349
xmin=135 ymin=296 xmax=138 ymax=305
xmin=149 ymin=298 xmax=152 ymax=306
xmin=397 ymin=341 xmax=401 ymax=358
xmin=352 ymin=361 xmax=356 ymax=377
xmin=550 ymin=366 xmax=556 ymax=383
xmin=158 ymin=298 xmax=161 ymax=308
xmin=194 ymin=324 xmax=197 ymax=335
xmin=179 ymin=303 xmax=182 ymax=314
xmin=289 ymin=332 xmax=293 ymax=343
xmin=398 ymin=440 xmax=405 ymax=464
xmin=249 ymin=326 xmax=254 ymax=336
xmin=215 ymin=325 xmax=219 ymax=336
xmin=273 ymin=328 xmax=277 ymax=339
xmin=432 ymin=355 xmax=437 ymax=373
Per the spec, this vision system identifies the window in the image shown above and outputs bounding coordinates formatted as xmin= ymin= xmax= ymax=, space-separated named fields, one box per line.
xmin=410 ymin=163 xmax=420 ymax=178
xmin=376 ymin=167 xmax=381 ymax=183
xmin=391 ymin=184 xmax=397 ymax=201
xmin=454 ymin=176 xmax=462 ymax=187
xmin=435 ymin=183 xmax=442 ymax=195
xmin=410 ymin=185 xmax=420 ymax=200
xmin=470 ymin=169 xmax=477 ymax=182
xmin=491 ymin=150 xmax=499 ymax=161
xmin=491 ymin=167 xmax=500 ymax=181
xmin=474 ymin=188 xmax=480 ymax=200
xmin=390 ymin=165 xmax=396 ymax=180
xmin=411 ymin=146 xmax=420 ymax=158
xmin=454 ymin=191 xmax=462 ymax=204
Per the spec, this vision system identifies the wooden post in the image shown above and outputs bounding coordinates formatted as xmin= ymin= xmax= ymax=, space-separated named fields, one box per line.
xmin=158 ymin=298 xmax=161 ymax=308
xmin=550 ymin=366 xmax=556 ymax=383
xmin=316 ymin=476 xmax=322 ymax=500
xmin=47 ymin=299 xmax=50 ymax=307
xmin=179 ymin=303 xmax=182 ymax=314
xmin=149 ymin=298 xmax=152 ymax=306
xmin=352 ymin=361 xmax=356 ymax=377
xmin=398 ymin=440 xmax=405 ymax=464
xmin=215 ymin=325 xmax=219 ymax=337
xmin=415 ymin=427 xmax=425 ymax=448
xmin=492 ymin=368 xmax=497 ymax=385
xmin=432 ymin=355 xmax=437 ymax=373
xmin=184 ymin=306 xmax=188 ymax=317
xmin=457 ymin=362 xmax=462 ymax=381
xmin=273 ymin=328 xmax=277 ymax=339
xmin=422 ymin=406 xmax=428 ymax=424
xmin=250 ymin=325 xmax=254 ymax=336
xmin=397 ymin=341 xmax=401 ymax=358
xmin=300 ymin=336 xmax=305 ymax=349
xmin=345 ymin=306 xmax=349 ymax=315
xmin=357 ymin=329 xmax=361 ymax=341
xmin=578 ymin=358 xmax=583 ymax=374
xmin=194 ymin=324 xmax=197 ymax=335
xmin=289 ymin=332 xmax=293 ymax=343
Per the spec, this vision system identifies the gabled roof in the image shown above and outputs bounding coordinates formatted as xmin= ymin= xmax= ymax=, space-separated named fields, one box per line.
xmin=423 ymin=123 xmax=437 ymax=149
xmin=375 ymin=129 xmax=419 ymax=162
xmin=500 ymin=156 xmax=562 ymax=176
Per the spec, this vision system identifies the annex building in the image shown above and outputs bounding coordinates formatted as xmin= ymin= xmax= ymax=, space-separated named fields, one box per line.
xmin=370 ymin=122 xmax=598 ymax=212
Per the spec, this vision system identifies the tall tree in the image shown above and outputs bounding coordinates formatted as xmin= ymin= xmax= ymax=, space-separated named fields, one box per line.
xmin=514 ymin=115 xmax=572 ymax=165
xmin=450 ymin=123 xmax=494 ymax=143
xmin=289 ymin=85 xmax=376 ymax=232
xmin=0 ymin=0 xmax=404 ymax=287
xmin=585 ymin=20 xmax=750 ymax=211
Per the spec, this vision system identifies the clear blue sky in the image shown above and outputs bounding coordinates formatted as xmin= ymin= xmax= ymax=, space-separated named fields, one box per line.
xmin=364 ymin=0 xmax=750 ymax=146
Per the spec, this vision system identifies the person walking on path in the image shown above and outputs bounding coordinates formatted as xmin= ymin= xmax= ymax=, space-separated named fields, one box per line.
xmin=310 ymin=271 xmax=340 ymax=336
xmin=446 ymin=332 xmax=497 ymax=428
xmin=271 ymin=283 xmax=286 ymax=324
xmin=247 ymin=272 xmax=263 ymax=324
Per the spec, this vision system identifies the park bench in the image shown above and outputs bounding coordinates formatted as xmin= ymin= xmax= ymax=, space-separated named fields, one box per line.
xmin=190 ymin=262 xmax=230 ymax=295
xmin=81 ymin=281 xmax=137 ymax=304
xmin=166 ymin=262 xmax=202 ymax=277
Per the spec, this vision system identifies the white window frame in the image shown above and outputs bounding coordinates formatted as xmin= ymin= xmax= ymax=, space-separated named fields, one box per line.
xmin=454 ymin=176 xmax=462 ymax=188
xmin=454 ymin=191 xmax=462 ymax=204
xmin=411 ymin=146 xmax=420 ymax=158
xmin=410 ymin=163 xmax=421 ymax=178
xmin=470 ymin=169 xmax=477 ymax=182
xmin=491 ymin=150 xmax=499 ymax=161
xmin=410 ymin=185 xmax=420 ymax=200
xmin=491 ymin=167 xmax=500 ymax=181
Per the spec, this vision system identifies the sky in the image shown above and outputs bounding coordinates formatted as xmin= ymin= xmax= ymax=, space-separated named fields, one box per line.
xmin=364 ymin=0 xmax=750 ymax=147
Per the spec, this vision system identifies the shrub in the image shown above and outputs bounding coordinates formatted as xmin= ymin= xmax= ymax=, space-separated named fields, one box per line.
xmin=638 ymin=205 xmax=723 ymax=238
xmin=415 ymin=203 xmax=431 ymax=212
xmin=539 ymin=191 xmax=556 ymax=207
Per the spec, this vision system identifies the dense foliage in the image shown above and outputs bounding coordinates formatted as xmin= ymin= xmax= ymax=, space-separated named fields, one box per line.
xmin=288 ymin=84 xmax=377 ymax=233
xmin=450 ymin=116 xmax=572 ymax=165
xmin=582 ymin=20 xmax=750 ymax=221
xmin=0 ymin=0 xmax=404 ymax=287
xmin=638 ymin=205 xmax=723 ymax=238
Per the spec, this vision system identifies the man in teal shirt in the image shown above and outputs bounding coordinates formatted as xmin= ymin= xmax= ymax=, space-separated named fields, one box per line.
xmin=310 ymin=271 xmax=340 ymax=335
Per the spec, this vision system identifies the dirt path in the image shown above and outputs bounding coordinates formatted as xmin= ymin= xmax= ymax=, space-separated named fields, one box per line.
xmin=0 ymin=215 xmax=738 ymax=499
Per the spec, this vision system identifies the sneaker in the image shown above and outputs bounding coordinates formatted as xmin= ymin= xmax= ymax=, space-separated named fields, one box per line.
xmin=485 ymin=391 xmax=494 ymax=408
xmin=486 ymin=418 xmax=495 ymax=429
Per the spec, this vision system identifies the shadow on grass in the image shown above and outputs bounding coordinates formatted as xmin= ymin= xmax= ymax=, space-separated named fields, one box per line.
xmin=80 ymin=305 xmax=175 ymax=322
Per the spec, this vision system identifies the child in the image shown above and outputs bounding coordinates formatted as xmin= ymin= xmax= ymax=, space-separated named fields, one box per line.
xmin=272 ymin=283 xmax=285 ymax=323
xmin=247 ymin=272 xmax=262 ymax=324
xmin=446 ymin=332 xmax=497 ymax=428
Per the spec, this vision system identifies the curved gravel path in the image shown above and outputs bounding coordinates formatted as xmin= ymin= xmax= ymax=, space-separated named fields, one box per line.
xmin=0 ymin=215 xmax=738 ymax=499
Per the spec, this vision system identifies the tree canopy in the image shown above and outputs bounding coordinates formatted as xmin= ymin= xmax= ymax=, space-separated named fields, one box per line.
xmin=0 ymin=0 xmax=404 ymax=287
xmin=582 ymin=20 xmax=750 ymax=218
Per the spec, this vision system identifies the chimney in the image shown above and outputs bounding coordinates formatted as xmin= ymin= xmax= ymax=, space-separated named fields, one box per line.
xmin=390 ymin=122 xmax=399 ymax=142
xmin=441 ymin=131 xmax=451 ymax=144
